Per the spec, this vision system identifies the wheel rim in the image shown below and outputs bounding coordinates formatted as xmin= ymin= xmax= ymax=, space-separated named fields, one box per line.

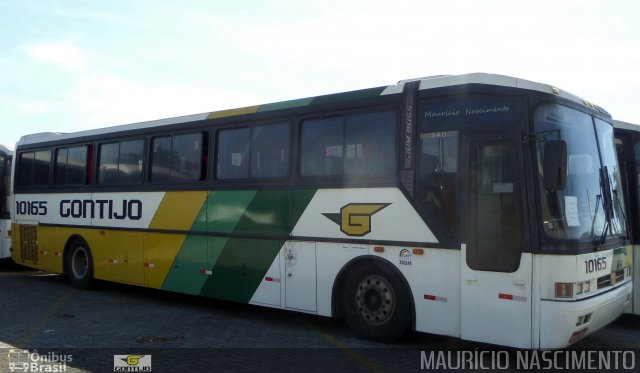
xmin=71 ymin=247 xmax=89 ymax=279
xmin=355 ymin=275 xmax=395 ymax=325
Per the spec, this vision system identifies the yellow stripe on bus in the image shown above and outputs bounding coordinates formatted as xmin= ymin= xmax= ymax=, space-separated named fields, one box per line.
xmin=144 ymin=191 xmax=208 ymax=288
xmin=144 ymin=232 xmax=189 ymax=289
xmin=207 ymin=105 xmax=260 ymax=119
xmin=149 ymin=191 xmax=207 ymax=231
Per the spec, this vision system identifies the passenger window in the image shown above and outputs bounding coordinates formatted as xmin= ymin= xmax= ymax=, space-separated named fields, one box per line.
xmin=54 ymin=146 xmax=88 ymax=185
xmin=217 ymin=123 xmax=291 ymax=180
xmin=300 ymin=117 xmax=344 ymax=176
xmin=634 ymin=141 xmax=640 ymax=233
xmin=98 ymin=140 xmax=144 ymax=185
xmin=217 ymin=128 xmax=250 ymax=179
xmin=250 ymin=123 xmax=290 ymax=178
xmin=151 ymin=133 xmax=206 ymax=182
xmin=17 ymin=150 xmax=51 ymax=186
xmin=345 ymin=112 xmax=396 ymax=175
xmin=150 ymin=137 xmax=172 ymax=182
xmin=300 ymin=111 xmax=397 ymax=177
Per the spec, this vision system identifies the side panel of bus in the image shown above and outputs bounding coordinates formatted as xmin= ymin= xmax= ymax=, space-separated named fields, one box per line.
xmin=13 ymin=187 xmax=469 ymax=339
xmin=632 ymin=245 xmax=640 ymax=315
xmin=614 ymin=130 xmax=640 ymax=315
xmin=0 ymin=152 xmax=11 ymax=259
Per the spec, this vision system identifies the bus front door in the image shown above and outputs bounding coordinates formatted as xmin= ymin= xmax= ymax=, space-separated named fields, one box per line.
xmin=459 ymin=136 xmax=533 ymax=348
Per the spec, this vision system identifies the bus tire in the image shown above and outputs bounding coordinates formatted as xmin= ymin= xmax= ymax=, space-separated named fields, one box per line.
xmin=342 ymin=261 xmax=411 ymax=342
xmin=65 ymin=239 xmax=94 ymax=289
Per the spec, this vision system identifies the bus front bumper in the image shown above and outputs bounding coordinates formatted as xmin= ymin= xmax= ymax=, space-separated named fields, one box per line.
xmin=539 ymin=280 xmax=632 ymax=349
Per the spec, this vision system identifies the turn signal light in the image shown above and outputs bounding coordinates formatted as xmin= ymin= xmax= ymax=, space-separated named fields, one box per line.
xmin=555 ymin=282 xmax=573 ymax=298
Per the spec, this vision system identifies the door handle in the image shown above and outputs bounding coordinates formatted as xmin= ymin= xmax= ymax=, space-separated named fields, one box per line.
xmin=513 ymin=279 xmax=526 ymax=286
xmin=466 ymin=276 xmax=478 ymax=283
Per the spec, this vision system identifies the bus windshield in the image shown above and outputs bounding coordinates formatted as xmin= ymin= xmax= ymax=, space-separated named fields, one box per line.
xmin=535 ymin=104 xmax=627 ymax=244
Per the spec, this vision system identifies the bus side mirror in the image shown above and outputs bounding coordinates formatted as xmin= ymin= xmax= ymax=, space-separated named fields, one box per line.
xmin=543 ymin=140 xmax=567 ymax=190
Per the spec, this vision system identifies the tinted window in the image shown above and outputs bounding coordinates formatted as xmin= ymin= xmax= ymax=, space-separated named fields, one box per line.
xmin=0 ymin=154 xmax=6 ymax=217
xmin=217 ymin=124 xmax=291 ymax=180
xmin=300 ymin=111 xmax=396 ymax=177
xmin=151 ymin=133 xmax=206 ymax=182
xmin=151 ymin=137 xmax=171 ymax=182
xmin=345 ymin=112 xmax=396 ymax=175
xmin=33 ymin=151 xmax=51 ymax=185
xmin=250 ymin=123 xmax=290 ymax=178
xmin=300 ymin=117 xmax=344 ymax=177
xmin=17 ymin=153 xmax=34 ymax=186
xmin=98 ymin=140 xmax=144 ymax=185
xmin=217 ymin=128 xmax=250 ymax=179
xmin=17 ymin=150 xmax=51 ymax=186
xmin=98 ymin=143 xmax=118 ymax=185
xmin=635 ymin=141 xmax=640 ymax=241
xmin=54 ymin=146 xmax=88 ymax=185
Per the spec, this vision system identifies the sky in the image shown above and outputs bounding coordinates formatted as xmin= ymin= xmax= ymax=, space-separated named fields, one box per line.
xmin=1 ymin=0 xmax=640 ymax=149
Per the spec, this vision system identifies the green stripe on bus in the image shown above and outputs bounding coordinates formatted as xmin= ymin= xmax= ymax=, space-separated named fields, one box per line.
xmin=206 ymin=87 xmax=385 ymax=120
xmin=258 ymin=97 xmax=314 ymax=113
xmin=234 ymin=190 xmax=293 ymax=236
xmin=162 ymin=190 xmax=257 ymax=294
xmin=198 ymin=237 xmax=282 ymax=302
xmin=309 ymin=86 xmax=386 ymax=106
xmin=163 ymin=189 xmax=316 ymax=300
xmin=195 ymin=190 xmax=258 ymax=233
xmin=161 ymin=235 xmax=211 ymax=295
xmin=199 ymin=189 xmax=316 ymax=303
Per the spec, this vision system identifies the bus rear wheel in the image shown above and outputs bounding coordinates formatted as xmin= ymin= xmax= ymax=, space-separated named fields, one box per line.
xmin=65 ymin=239 xmax=94 ymax=289
xmin=342 ymin=261 xmax=411 ymax=342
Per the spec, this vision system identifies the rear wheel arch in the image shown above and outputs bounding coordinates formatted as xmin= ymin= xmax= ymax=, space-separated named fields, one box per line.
xmin=63 ymin=235 xmax=94 ymax=289
xmin=62 ymin=235 xmax=88 ymax=274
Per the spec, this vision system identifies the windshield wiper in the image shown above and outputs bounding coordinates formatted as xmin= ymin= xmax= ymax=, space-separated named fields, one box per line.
xmin=593 ymin=167 xmax=614 ymax=246
xmin=611 ymin=188 xmax=629 ymax=240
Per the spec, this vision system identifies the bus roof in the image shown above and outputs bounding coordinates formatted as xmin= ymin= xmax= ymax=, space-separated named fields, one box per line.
xmin=0 ymin=144 xmax=13 ymax=155
xmin=16 ymin=72 xmax=606 ymax=147
xmin=613 ymin=120 xmax=640 ymax=131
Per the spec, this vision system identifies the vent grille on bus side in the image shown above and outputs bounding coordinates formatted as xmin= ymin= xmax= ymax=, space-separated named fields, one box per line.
xmin=19 ymin=225 xmax=38 ymax=263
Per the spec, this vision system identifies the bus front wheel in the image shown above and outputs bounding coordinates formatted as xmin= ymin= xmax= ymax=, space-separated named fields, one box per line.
xmin=65 ymin=239 xmax=94 ymax=289
xmin=342 ymin=261 xmax=411 ymax=342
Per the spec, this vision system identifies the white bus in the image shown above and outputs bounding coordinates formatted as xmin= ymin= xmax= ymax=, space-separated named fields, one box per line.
xmin=11 ymin=73 xmax=632 ymax=348
xmin=0 ymin=144 xmax=12 ymax=259
xmin=613 ymin=120 xmax=640 ymax=315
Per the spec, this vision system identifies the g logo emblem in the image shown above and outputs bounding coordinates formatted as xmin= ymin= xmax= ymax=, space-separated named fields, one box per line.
xmin=323 ymin=203 xmax=390 ymax=237
xmin=123 ymin=355 xmax=144 ymax=365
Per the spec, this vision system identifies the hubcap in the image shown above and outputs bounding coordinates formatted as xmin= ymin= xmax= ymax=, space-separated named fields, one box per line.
xmin=355 ymin=275 xmax=395 ymax=325
xmin=71 ymin=247 xmax=89 ymax=279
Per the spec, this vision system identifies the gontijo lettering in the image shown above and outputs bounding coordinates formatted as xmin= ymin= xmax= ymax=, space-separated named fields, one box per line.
xmin=16 ymin=199 xmax=144 ymax=220
xmin=60 ymin=199 xmax=143 ymax=220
